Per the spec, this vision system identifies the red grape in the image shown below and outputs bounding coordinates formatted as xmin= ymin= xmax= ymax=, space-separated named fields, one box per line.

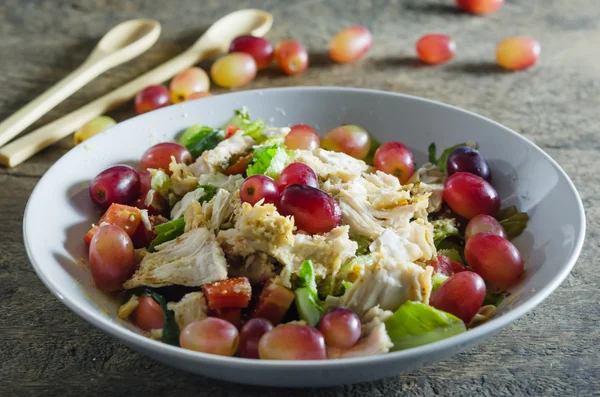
xmin=275 ymin=40 xmax=309 ymax=76
xmin=321 ymin=125 xmax=371 ymax=160
xmin=329 ymin=26 xmax=372 ymax=63
xmin=496 ymin=36 xmax=541 ymax=71
xmin=169 ymin=67 xmax=210 ymax=103
xmin=373 ymin=141 xmax=415 ymax=184
xmin=416 ymin=34 xmax=456 ymax=65
xmin=240 ymin=175 xmax=281 ymax=206
xmin=430 ymin=271 xmax=486 ymax=323
xmin=443 ymin=172 xmax=500 ymax=219
xmin=135 ymin=85 xmax=171 ymax=114
xmin=211 ymin=52 xmax=257 ymax=88
xmin=89 ymin=165 xmax=141 ymax=209
xmin=465 ymin=232 xmax=524 ymax=287
xmin=278 ymin=162 xmax=318 ymax=190
xmin=433 ymin=255 xmax=467 ymax=276
xmin=89 ymin=224 xmax=136 ymax=291
xmin=229 ymin=35 xmax=274 ymax=70
xmin=132 ymin=170 xmax=167 ymax=216
xmin=465 ymin=214 xmax=506 ymax=241
xmin=131 ymin=296 xmax=165 ymax=331
xmin=140 ymin=142 xmax=192 ymax=175
xmin=447 ymin=146 xmax=491 ymax=181
xmin=74 ymin=116 xmax=116 ymax=145
xmin=180 ymin=318 xmax=239 ymax=356
xmin=279 ymin=184 xmax=342 ymax=234
xmin=456 ymin=0 xmax=504 ymax=14
xmin=285 ymin=124 xmax=320 ymax=151
xmin=186 ymin=91 xmax=211 ymax=101
xmin=239 ymin=318 xmax=273 ymax=359
xmin=319 ymin=307 xmax=361 ymax=349
xmin=258 ymin=325 xmax=326 ymax=360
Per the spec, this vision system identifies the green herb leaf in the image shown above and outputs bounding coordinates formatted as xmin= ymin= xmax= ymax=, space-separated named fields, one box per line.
xmin=198 ymin=184 xmax=217 ymax=204
xmin=385 ymin=301 xmax=466 ymax=351
xmin=178 ymin=124 xmax=222 ymax=158
xmin=364 ymin=136 xmax=381 ymax=166
xmin=148 ymin=217 xmax=186 ymax=252
xmin=436 ymin=237 xmax=465 ymax=261
xmin=341 ymin=280 xmax=352 ymax=291
xmin=432 ymin=219 xmax=461 ymax=248
xmin=246 ymin=145 xmax=291 ymax=179
xmin=351 ymin=236 xmax=372 ymax=256
xmin=225 ymin=108 xmax=267 ymax=142
xmin=133 ymin=288 xmax=180 ymax=346
xmin=496 ymin=206 xmax=529 ymax=240
xmin=483 ymin=292 xmax=504 ymax=307
xmin=428 ymin=143 xmax=437 ymax=164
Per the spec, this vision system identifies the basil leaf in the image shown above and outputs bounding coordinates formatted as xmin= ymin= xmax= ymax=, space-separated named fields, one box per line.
xmin=179 ymin=125 xmax=222 ymax=158
xmin=496 ymin=206 xmax=529 ymax=240
xmin=133 ymin=288 xmax=180 ymax=346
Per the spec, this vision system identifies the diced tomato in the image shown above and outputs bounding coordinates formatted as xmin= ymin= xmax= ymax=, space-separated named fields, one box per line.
xmin=224 ymin=153 xmax=253 ymax=176
xmin=130 ymin=216 xmax=156 ymax=249
xmin=84 ymin=204 xmax=142 ymax=244
xmin=225 ymin=125 xmax=241 ymax=139
xmin=202 ymin=277 xmax=252 ymax=310
xmin=132 ymin=170 xmax=167 ymax=216
xmin=252 ymin=280 xmax=295 ymax=325
xmin=215 ymin=307 xmax=242 ymax=328
xmin=432 ymin=255 xmax=468 ymax=276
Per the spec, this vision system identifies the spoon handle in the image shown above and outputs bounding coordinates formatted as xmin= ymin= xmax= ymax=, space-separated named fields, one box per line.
xmin=0 ymin=47 xmax=216 ymax=167
xmin=0 ymin=61 xmax=104 ymax=148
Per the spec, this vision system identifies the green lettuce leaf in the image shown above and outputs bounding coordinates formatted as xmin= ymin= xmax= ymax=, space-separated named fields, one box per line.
xmin=385 ymin=301 xmax=466 ymax=351
xmin=131 ymin=288 xmax=179 ymax=346
xmin=496 ymin=206 xmax=529 ymax=240
xmin=428 ymin=141 xmax=478 ymax=173
xmin=294 ymin=260 xmax=323 ymax=326
xmin=431 ymin=273 xmax=449 ymax=292
xmin=225 ymin=108 xmax=267 ymax=142
xmin=437 ymin=248 xmax=463 ymax=264
xmin=148 ymin=168 xmax=171 ymax=199
xmin=148 ymin=217 xmax=186 ymax=252
xmin=178 ymin=124 xmax=222 ymax=158
xmin=246 ymin=145 xmax=292 ymax=179
xmin=432 ymin=218 xmax=461 ymax=247
xmin=198 ymin=184 xmax=217 ymax=204
xmin=341 ymin=280 xmax=352 ymax=291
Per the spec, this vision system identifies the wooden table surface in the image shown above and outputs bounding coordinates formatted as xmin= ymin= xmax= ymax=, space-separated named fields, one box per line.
xmin=1 ymin=0 xmax=599 ymax=395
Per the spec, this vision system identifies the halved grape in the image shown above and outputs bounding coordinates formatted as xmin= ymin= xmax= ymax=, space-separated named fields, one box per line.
xmin=429 ymin=271 xmax=486 ymax=323
xmin=240 ymin=175 xmax=281 ymax=206
xmin=447 ymin=146 xmax=491 ymax=181
xmin=74 ymin=116 xmax=116 ymax=145
xmin=284 ymin=124 xmax=320 ymax=151
xmin=319 ymin=307 xmax=361 ymax=349
xmin=465 ymin=214 xmax=506 ymax=241
xmin=89 ymin=165 xmax=141 ymax=209
xmin=275 ymin=40 xmax=309 ymax=75
xmin=89 ymin=224 xmax=136 ymax=291
xmin=278 ymin=162 xmax=318 ymax=190
xmin=131 ymin=296 xmax=165 ymax=331
xmin=180 ymin=318 xmax=239 ymax=356
xmin=229 ymin=35 xmax=274 ymax=70
xmin=496 ymin=36 xmax=541 ymax=71
xmin=239 ymin=318 xmax=273 ymax=359
xmin=373 ymin=141 xmax=415 ymax=184
xmin=416 ymin=34 xmax=456 ymax=65
xmin=465 ymin=232 xmax=524 ymax=287
xmin=321 ymin=125 xmax=371 ymax=160
xmin=140 ymin=142 xmax=192 ymax=175
xmin=443 ymin=172 xmax=500 ymax=219
xmin=279 ymin=184 xmax=341 ymax=234
xmin=135 ymin=85 xmax=171 ymax=114
xmin=258 ymin=325 xmax=326 ymax=360
xmin=169 ymin=67 xmax=210 ymax=103
xmin=329 ymin=26 xmax=372 ymax=63
xmin=211 ymin=52 xmax=257 ymax=88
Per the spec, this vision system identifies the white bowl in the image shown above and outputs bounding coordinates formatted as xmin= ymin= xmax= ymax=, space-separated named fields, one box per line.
xmin=24 ymin=87 xmax=585 ymax=387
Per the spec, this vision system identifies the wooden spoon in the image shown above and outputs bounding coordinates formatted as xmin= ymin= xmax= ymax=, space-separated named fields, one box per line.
xmin=0 ymin=19 xmax=161 ymax=149
xmin=0 ymin=9 xmax=273 ymax=168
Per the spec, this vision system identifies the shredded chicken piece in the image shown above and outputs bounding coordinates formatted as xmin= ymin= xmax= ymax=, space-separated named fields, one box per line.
xmin=183 ymin=189 xmax=239 ymax=232
xmin=167 ymin=292 xmax=208 ymax=330
xmin=169 ymin=158 xmax=198 ymax=196
xmin=149 ymin=328 xmax=163 ymax=340
xmin=327 ymin=322 xmax=393 ymax=359
xmin=123 ymin=227 xmax=228 ymax=289
xmin=361 ymin=305 xmax=394 ymax=335
xmin=408 ymin=163 xmax=446 ymax=214
xmin=227 ymin=252 xmax=274 ymax=284
xmin=469 ymin=305 xmax=497 ymax=327
xmin=370 ymin=224 xmax=435 ymax=263
xmin=189 ymin=131 xmax=255 ymax=176
xmin=293 ymin=149 xmax=369 ymax=183
xmin=117 ymin=295 xmax=139 ymax=319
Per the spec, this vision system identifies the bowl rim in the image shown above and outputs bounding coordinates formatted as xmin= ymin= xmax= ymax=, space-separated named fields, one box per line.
xmin=23 ymin=86 xmax=586 ymax=369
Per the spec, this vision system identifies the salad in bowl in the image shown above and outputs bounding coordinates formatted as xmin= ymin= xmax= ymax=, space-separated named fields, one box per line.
xmin=82 ymin=108 xmax=528 ymax=360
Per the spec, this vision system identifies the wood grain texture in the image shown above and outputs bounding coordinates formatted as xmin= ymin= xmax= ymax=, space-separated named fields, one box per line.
xmin=1 ymin=0 xmax=599 ymax=396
